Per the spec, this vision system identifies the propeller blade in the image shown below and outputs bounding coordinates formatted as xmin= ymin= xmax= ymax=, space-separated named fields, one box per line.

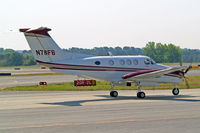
xmin=184 ymin=77 xmax=190 ymax=89
xmin=184 ymin=65 xmax=192 ymax=74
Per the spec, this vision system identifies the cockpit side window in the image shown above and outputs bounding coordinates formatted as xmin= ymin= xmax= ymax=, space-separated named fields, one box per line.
xmin=144 ymin=59 xmax=150 ymax=65
xmin=144 ymin=58 xmax=156 ymax=65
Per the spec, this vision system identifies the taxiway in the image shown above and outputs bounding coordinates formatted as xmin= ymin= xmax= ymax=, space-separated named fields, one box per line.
xmin=0 ymin=89 xmax=200 ymax=133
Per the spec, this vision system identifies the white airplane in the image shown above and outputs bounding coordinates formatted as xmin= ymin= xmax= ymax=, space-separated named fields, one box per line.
xmin=19 ymin=27 xmax=192 ymax=98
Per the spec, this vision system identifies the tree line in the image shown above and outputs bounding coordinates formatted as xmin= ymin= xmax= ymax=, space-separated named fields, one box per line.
xmin=0 ymin=42 xmax=200 ymax=66
xmin=65 ymin=46 xmax=143 ymax=56
xmin=0 ymin=48 xmax=36 ymax=66
xmin=143 ymin=42 xmax=182 ymax=63
xmin=142 ymin=42 xmax=200 ymax=63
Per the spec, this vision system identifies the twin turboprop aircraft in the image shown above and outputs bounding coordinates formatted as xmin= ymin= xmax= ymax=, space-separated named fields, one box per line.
xmin=20 ymin=27 xmax=192 ymax=98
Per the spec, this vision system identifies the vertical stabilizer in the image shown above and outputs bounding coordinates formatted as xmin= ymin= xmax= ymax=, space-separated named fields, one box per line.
xmin=20 ymin=27 xmax=91 ymax=62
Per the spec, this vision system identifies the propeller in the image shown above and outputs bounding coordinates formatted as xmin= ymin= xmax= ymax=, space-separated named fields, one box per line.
xmin=181 ymin=65 xmax=192 ymax=89
xmin=179 ymin=56 xmax=195 ymax=88
xmin=184 ymin=76 xmax=190 ymax=89
xmin=184 ymin=65 xmax=192 ymax=74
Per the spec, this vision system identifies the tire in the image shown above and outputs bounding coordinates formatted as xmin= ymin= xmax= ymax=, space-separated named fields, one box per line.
xmin=110 ymin=91 xmax=118 ymax=97
xmin=137 ymin=92 xmax=145 ymax=98
xmin=172 ymin=88 xmax=179 ymax=95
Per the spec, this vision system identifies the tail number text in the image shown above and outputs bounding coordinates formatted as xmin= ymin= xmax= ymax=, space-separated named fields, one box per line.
xmin=36 ymin=50 xmax=55 ymax=55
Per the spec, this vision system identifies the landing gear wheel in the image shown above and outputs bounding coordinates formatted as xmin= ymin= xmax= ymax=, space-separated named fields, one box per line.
xmin=137 ymin=92 xmax=145 ymax=98
xmin=172 ymin=88 xmax=179 ymax=95
xmin=110 ymin=91 xmax=118 ymax=97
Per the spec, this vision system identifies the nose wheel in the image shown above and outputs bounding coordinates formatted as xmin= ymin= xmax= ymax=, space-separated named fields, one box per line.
xmin=172 ymin=88 xmax=179 ymax=95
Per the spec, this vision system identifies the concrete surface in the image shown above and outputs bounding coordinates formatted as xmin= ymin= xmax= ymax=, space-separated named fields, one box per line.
xmin=0 ymin=89 xmax=200 ymax=133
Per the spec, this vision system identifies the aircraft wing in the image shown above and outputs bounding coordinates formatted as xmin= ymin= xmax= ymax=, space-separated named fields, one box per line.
xmin=122 ymin=66 xmax=186 ymax=80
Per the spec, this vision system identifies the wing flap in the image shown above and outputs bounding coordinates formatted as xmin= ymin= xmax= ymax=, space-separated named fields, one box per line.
xmin=122 ymin=66 xmax=186 ymax=80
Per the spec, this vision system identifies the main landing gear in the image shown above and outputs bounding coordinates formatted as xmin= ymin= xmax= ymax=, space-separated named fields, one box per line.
xmin=109 ymin=82 xmax=180 ymax=98
xmin=136 ymin=84 xmax=146 ymax=98
xmin=137 ymin=92 xmax=145 ymax=98
xmin=110 ymin=91 xmax=118 ymax=97
xmin=110 ymin=83 xmax=118 ymax=97
xmin=109 ymin=82 xmax=146 ymax=98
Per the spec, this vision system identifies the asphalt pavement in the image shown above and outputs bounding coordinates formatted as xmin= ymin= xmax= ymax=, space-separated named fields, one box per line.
xmin=0 ymin=89 xmax=200 ymax=133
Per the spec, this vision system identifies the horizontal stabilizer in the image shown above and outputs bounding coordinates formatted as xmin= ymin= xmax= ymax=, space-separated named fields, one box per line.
xmin=19 ymin=27 xmax=51 ymax=37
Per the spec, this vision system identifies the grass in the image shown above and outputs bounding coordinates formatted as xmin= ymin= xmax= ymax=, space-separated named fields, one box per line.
xmin=0 ymin=65 xmax=41 ymax=69
xmin=3 ymin=76 xmax=200 ymax=91
xmin=0 ymin=72 xmax=65 ymax=77
xmin=11 ymin=73 xmax=66 ymax=77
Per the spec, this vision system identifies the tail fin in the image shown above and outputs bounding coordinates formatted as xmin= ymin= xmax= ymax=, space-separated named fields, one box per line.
xmin=20 ymin=27 xmax=90 ymax=62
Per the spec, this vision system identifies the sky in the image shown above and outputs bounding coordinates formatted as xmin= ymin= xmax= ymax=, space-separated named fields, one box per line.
xmin=0 ymin=0 xmax=200 ymax=50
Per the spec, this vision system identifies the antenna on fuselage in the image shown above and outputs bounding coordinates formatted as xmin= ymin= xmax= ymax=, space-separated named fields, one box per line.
xmin=180 ymin=57 xmax=183 ymax=66
xmin=107 ymin=51 xmax=113 ymax=56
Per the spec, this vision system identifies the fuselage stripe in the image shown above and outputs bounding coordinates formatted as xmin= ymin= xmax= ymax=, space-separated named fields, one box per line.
xmin=36 ymin=60 xmax=150 ymax=72
xmin=36 ymin=60 xmax=182 ymax=78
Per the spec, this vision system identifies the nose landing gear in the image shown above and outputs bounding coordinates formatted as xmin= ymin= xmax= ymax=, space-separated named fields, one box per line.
xmin=172 ymin=88 xmax=179 ymax=95
xmin=172 ymin=84 xmax=180 ymax=95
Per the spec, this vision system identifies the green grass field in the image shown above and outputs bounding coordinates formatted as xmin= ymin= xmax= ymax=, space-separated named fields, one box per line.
xmin=0 ymin=72 xmax=65 ymax=77
xmin=0 ymin=65 xmax=42 ymax=69
xmin=3 ymin=76 xmax=200 ymax=91
xmin=11 ymin=73 xmax=66 ymax=77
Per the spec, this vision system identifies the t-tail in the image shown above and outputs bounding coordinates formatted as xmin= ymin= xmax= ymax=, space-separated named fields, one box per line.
xmin=19 ymin=27 xmax=91 ymax=63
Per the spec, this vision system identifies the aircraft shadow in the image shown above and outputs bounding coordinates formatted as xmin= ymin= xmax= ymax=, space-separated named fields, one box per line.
xmin=41 ymin=94 xmax=200 ymax=106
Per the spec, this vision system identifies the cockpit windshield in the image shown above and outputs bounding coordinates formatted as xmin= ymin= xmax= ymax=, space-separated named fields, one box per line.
xmin=144 ymin=58 xmax=151 ymax=65
xmin=151 ymin=59 xmax=156 ymax=64
xmin=144 ymin=58 xmax=156 ymax=65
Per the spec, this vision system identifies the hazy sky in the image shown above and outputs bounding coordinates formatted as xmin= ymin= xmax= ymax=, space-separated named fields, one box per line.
xmin=0 ymin=0 xmax=200 ymax=50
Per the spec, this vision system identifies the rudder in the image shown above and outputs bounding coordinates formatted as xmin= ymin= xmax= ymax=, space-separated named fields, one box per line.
xmin=20 ymin=27 xmax=68 ymax=62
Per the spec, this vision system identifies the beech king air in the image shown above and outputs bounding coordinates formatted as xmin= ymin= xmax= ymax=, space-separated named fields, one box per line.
xmin=20 ymin=27 xmax=192 ymax=98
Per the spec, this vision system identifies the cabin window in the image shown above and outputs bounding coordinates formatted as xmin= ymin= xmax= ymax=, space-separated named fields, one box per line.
xmin=144 ymin=59 xmax=150 ymax=65
xmin=126 ymin=59 xmax=132 ymax=65
xmin=95 ymin=61 xmax=101 ymax=65
xmin=133 ymin=59 xmax=138 ymax=65
xmin=109 ymin=60 xmax=114 ymax=65
xmin=119 ymin=59 xmax=125 ymax=65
